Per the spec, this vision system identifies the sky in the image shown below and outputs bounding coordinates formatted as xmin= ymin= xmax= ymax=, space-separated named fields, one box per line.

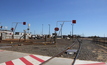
xmin=0 ymin=0 xmax=107 ymax=37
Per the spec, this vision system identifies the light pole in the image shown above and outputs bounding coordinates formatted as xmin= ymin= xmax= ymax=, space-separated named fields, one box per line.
xmin=60 ymin=24 xmax=63 ymax=38
xmin=71 ymin=24 xmax=74 ymax=38
xmin=42 ymin=24 xmax=43 ymax=35
xmin=71 ymin=20 xmax=76 ymax=40
xmin=48 ymin=24 xmax=50 ymax=35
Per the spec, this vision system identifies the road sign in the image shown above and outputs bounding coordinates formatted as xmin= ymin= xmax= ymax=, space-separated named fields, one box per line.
xmin=54 ymin=27 xmax=59 ymax=31
xmin=72 ymin=20 xmax=76 ymax=24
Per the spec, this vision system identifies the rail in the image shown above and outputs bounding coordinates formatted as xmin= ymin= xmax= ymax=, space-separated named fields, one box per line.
xmin=72 ymin=38 xmax=82 ymax=65
xmin=40 ymin=37 xmax=82 ymax=65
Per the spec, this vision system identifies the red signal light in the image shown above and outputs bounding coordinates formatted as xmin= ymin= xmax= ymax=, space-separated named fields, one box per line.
xmin=72 ymin=20 xmax=76 ymax=24
xmin=54 ymin=27 xmax=59 ymax=31
xmin=11 ymin=28 xmax=14 ymax=31
xmin=0 ymin=26 xmax=2 ymax=28
xmin=23 ymin=22 xmax=26 ymax=25
xmin=10 ymin=33 xmax=11 ymax=35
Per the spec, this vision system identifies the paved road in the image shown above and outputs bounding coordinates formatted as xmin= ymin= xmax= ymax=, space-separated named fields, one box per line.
xmin=0 ymin=50 xmax=106 ymax=65
xmin=0 ymin=50 xmax=29 ymax=63
xmin=0 ymin=38 xmax=107 ymax=65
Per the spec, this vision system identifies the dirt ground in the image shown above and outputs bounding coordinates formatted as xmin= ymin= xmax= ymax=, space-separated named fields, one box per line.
xmin=0 ymin=38 xmax=107 ymax=62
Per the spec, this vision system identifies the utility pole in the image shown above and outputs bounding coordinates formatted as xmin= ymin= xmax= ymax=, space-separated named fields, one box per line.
xmin=42 ymin=24 xmax=43 ymax=35
xmin=71 ymin=24 xmax=74 ymax=39
xmin=60 ymin=24 xmax=63 ymax=38
xmin=71 ymin=20 xmax=76 ymax=40
xmin=48 ymin=24 xmax=50 ymax=35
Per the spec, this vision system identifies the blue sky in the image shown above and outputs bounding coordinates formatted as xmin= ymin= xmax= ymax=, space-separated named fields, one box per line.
xmin=0 ymin=0 xmax=107 ymax=37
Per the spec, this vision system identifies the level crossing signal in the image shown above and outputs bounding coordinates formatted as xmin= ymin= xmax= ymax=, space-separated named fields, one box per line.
xmin=72 ymin=20 xmax=76 ymax=24
xmin=23 ymin=22 xmax=26 ymax=25
xmin=0 ymin=26 xmax=2 ymax=28
xmin=54 ymin=27 xmax=59 ymax=31
xmin=11 ymin=28 xmax=14 ymax=31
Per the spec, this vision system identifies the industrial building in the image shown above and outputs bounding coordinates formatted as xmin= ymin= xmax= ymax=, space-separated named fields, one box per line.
xmin=0 ymin=30 xmax=31 ymax=40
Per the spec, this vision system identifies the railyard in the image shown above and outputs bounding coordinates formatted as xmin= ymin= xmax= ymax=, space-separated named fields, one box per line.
xmin=0 ymin=38 xmax=107 ymax=63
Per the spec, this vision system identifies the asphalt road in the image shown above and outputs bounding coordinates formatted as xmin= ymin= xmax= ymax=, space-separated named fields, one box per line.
xmin=0 ymin=50 xmax=29 ymax=63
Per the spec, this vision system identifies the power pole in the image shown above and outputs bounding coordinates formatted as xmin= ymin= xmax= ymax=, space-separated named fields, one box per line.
xmin=48 ymin=24 xmax=50 ymax=35
xmin=72 ymin=24 xmax=74 ymax=39
xmin=42 ymin=24 xmax=43 ymax=35
xmin=60 ymin=24 xmax=63 ymax=38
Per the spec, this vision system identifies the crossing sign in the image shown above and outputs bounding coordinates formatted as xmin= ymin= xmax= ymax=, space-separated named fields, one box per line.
xmin=72 ymin=20 xmax=76 ymax=24
xmin=54 ymin=27 xmax=59 ymax=31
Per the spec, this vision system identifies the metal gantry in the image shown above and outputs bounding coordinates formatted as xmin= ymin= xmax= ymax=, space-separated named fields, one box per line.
xmin=56 ymin=20 xmax=76 ymax=39
xmin=57 ymin=21 xmax=71 ymax=36
xmin=11 ymin=22 xmax=26 ymax=39
xmin=28 ymin=24 xmax=30 ymax=34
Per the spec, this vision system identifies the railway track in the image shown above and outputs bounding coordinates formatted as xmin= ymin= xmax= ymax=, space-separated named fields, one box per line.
xmin=0 ymin=38 xmax=107 ymax=62
xmin=40 ymin=38 xmax=82 ymax=65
